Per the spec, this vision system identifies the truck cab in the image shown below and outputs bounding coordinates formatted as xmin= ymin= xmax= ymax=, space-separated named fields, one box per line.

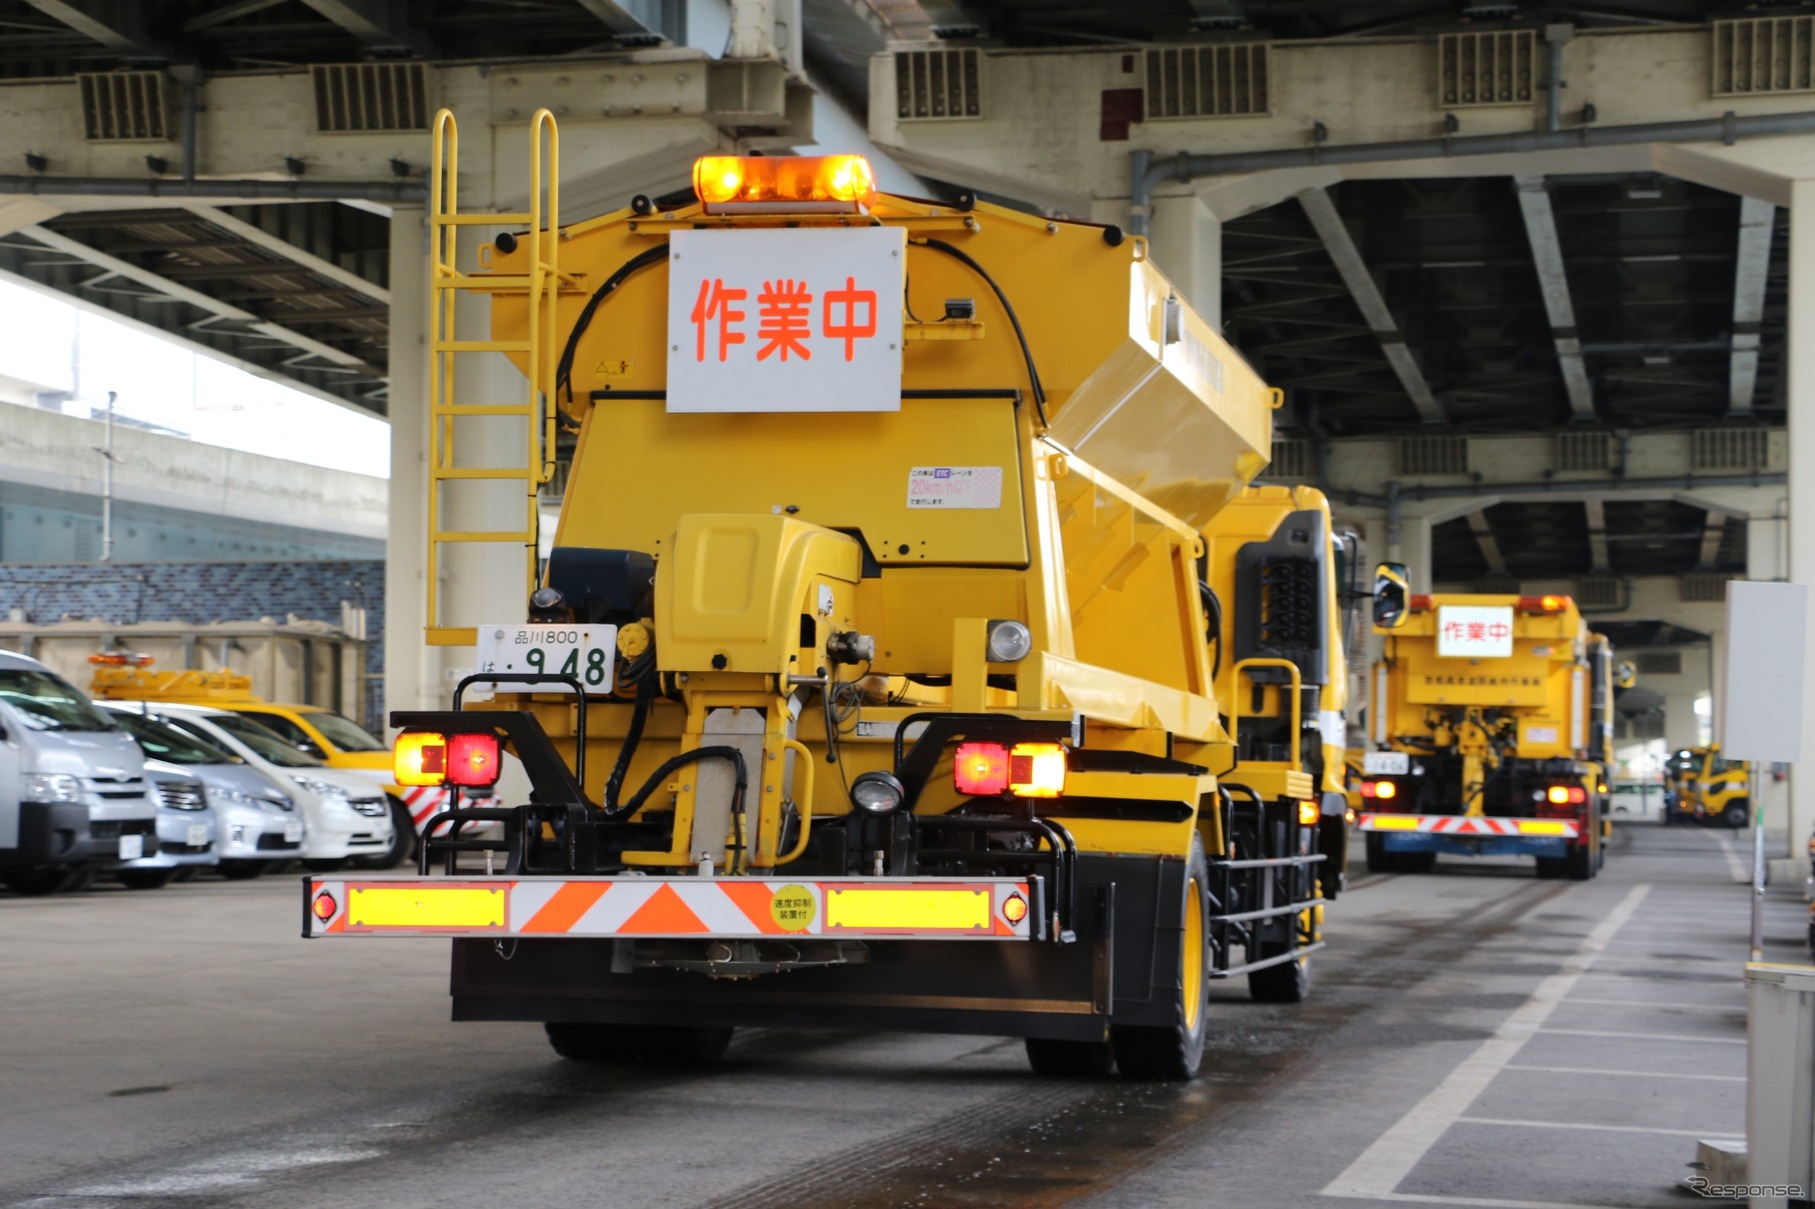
xmin=0 ymin=650 xmax=155 ymax=894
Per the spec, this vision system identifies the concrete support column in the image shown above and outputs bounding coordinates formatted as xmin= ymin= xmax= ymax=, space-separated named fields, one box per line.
xmin=383 ymin=206 xmax=431 ymax=728
xmin=1396 ymin=514 xmax=1433 ymax=596
xmin=1147 ymin=194 xmax=1221 ymax=330
xmin=1788 ymin=179 xmax=1815 ymax=856
xmin=1663 ymin=688 xmax=1707 ymax=752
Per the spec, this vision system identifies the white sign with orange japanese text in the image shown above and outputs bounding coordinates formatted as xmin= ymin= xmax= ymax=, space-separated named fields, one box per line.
xmin=1436 ymin=605 xmax=1515 ymax=659
xmin=665 ymin=227 xmax=905 ymax=413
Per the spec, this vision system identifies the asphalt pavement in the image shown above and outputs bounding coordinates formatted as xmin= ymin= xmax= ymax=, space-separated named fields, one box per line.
xmin=0 ymin=820 xmax=1803 ymax=1209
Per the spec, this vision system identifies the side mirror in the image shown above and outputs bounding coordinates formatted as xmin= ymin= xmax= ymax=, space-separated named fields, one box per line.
xmin=297 ymin=741 xmax=326 ymax=759
xmin=1373 ymin=562 xmax=1411 ymax=630
xmin=1615 ymin=660 xmax=1637 ymax=690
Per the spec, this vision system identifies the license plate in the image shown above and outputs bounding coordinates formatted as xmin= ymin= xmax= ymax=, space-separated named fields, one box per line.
xmin=118 ymin=834 xmax=143 ymax=860
xmin=283 ymin=821 xmax=305 ymax=843
xmin=187 ymin=823 xmax=209 ymax=848
xmin=1364 ymin=752 xmax=1410 ymax=775
xmin=475 ymin=624 xmax=619 ymax=694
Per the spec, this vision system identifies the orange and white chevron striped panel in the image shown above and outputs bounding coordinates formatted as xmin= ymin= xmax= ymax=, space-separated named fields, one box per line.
xmin=1357 ymin=813 xmax=1579 ymax=839
xmin=306 ymin=876 xmax=1037 ymax=941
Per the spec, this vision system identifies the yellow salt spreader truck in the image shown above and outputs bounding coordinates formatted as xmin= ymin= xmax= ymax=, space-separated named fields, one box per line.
xmin=303 ymin=114 xmax=1348 ymax=1080
xmin=1358 ymin=585 xmax=1614 ymax=880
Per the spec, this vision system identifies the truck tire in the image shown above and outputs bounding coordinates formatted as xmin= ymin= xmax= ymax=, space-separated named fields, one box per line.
xmin=1725 ymin=800 xmax=1750 ymax=829
xmin=544 ymin=1022 xmax=733 ymax=1066
xmin=1248 ymin=943 xmax=1311 ymax=1004
xmin=1564 ymin=846 xmax=1594 ymax=881
xmin=352 ymin=797 xmax=417 ymax=870
xmin=1111 ymin=838 xmax=1211 ymax=1082
xmin=116 ymin=869 xmax=175 ymax=890
xmin=1024 ymin=1038 xmax=1116 ymax=1078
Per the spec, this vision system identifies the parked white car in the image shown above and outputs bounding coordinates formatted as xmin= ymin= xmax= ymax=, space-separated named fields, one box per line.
xmin=99 ymin=703 xmax=303 ymax=878
xmin=135 ymin=703 xmax=393 ymax=870
xmin=114 ymin=758 xmax=218 ymax=890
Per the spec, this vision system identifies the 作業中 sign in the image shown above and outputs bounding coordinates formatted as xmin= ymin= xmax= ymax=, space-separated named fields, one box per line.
xmin=1436 ymin=605 xmax=1514 ymax=658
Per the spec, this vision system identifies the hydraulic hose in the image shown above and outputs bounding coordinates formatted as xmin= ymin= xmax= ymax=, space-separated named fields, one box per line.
xmin=554 ymin=243 xmax=670 ymax=407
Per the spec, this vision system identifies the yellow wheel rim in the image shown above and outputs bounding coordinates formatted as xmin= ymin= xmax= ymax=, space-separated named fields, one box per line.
xmin=1183 ymin=876 xmax=1204 ymax=1031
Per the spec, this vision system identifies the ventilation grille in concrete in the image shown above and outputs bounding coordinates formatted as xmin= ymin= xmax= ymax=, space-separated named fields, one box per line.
xmin=77 ymin=72 xmax=169 ymax=141
xmin=1398 ymin=435 xmax=1469 ymax=476
xmin=1555 ymin=431 xmax=1610 ymax=472
xmin=1635 ymin=651 xmax=1684 ymax=675
xmin=1145 ymin=44 xmax=1270 ymax=119
xmin=1680 ymin=573 xmax=1735 ymax=603
xmin=1713 ymin=17 xmax=1815 ymax=96
xmin=1691 ymin=428 xmax=1770 ymax=471
xmin=895 ymin=48 xmax=983 ymax=120
xmin=312 ymin=62 xmax=429 ymax=133
xmin=1438 ymin=30 xmax=1536 ymax=107
xmin=1575 ymin=576 xmax=1621 ymax=608
xmin=1269 ymin=439 xmax=1309 ymax=479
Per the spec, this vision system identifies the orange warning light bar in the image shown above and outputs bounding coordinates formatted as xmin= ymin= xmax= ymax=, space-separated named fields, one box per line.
xmin=693 ymin=155 xmax=877 ymax=210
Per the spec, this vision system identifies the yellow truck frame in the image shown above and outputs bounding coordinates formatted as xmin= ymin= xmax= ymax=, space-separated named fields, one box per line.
xmin=1360 ymin=591 xmax=1613 ymax=880
xmin=302 ymin=114 xmax=1342 ymax=1081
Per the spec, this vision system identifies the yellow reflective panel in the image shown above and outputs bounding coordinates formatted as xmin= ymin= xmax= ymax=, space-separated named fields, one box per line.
xmin=348 ymin=885 xmax=505 ymax=929
xmin=1366 ymin=814 xmax=1419 ymax=831
xmin=1516 ymin=819 xmax=1572 ymax=837
xmin=825 ymin=887 xmax=991 ymax=932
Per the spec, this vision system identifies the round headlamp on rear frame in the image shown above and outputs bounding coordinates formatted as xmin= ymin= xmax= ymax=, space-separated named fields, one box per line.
xmin=985 ymin=619 xmax=1033 ymax=663
xmin=850 ymin=770 xmax=907 ymax=815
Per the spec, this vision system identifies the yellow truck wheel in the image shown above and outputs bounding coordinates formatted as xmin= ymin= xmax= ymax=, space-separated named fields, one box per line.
xmin=1111 ymin=837 xmax=1211 ymax=1081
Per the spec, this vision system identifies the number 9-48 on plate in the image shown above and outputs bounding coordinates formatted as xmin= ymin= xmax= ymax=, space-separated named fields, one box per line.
xmin=474 ymin=624 xmax=621 ymax=693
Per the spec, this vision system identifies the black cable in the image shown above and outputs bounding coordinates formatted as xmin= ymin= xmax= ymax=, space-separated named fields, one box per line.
xmin=1200 ymin=581 xmax=1223 ymax=681
xmin=602 ymin=664 xmax=656 ymax=811
xmin=554 ymin=243 xmax=670 ymax=407
xmin=918 ymin=239 xmax=1048 ymax=429
xmin=608 ymin=743 xmax=748 ymax=875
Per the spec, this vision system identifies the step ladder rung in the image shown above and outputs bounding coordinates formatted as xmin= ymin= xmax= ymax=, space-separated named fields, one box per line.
xmin=427 ymin=626 xmax=480 ymax=647
xmin=432 ymin=467 xmax=537 ymax=481
xmin=431 ymin=403 xmax=535 ymax=417
xmin=434 ymin=274 xmax=532 ymax=289
xmin=432 ymin=530 xmax=537 ymax=543
xmin=433 ymin=340 xmax=532 ymax=352
xmin=434 ymin=213 xmax=534 ymax=226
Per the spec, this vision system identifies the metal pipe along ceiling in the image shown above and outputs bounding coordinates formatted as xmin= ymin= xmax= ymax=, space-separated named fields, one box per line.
xmin=0 ymin=174 xmax=427 ymax=202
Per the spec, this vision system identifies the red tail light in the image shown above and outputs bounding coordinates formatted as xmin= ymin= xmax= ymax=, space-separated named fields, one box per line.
xmin=1360 ymin=781 xmax=1378 ymax=799
xmin=955 ymin=742 xmax=1010 ymax=795
xmin=447 ymin=733 xmax=502 ymax=788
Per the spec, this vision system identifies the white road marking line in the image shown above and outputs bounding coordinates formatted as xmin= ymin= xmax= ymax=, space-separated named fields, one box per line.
xmin=1505 ymin=1064 xmax=1744 ymax=1082
xmin=1562 ymin=997 xmax=1743 ymax=1012
xmin=1457 ymin=1116 xmax=1744 ymax=1140
xmin=1334 ymin=1194 xmax=1645 ymax=1209
xmin=1319 ymin=882 xmax=1650 ymax=1202
xmin=1537 ymin=1028 xmax=1746 ymax=1045
xmin=1710 ymin=830 xmax=1750 ymax=883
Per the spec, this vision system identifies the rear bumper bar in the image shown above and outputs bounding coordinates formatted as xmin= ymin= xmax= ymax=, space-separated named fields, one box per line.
xmin=304 ymin=875 xmax=1041 ymax=942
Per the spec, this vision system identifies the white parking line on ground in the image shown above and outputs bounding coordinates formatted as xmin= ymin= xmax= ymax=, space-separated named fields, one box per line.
xmin=1710 ymin=831 xmax=1749 ymax=883
xmin=1320 ymin=883 xmax=1650 ymax=1202
xmin=1347 ymin=1195 xmax=1646 ymax=1209
xmin=1457 ymin=1116 xmax=1744 ymax=1140
xmin=1504 ymin=1064 xmax=1744 ymax=1082
xmin=1561 ymin=998 xmax=1743 ymax=1012
xmin=1536 ymin=1028 xmax=1746 ymax=1045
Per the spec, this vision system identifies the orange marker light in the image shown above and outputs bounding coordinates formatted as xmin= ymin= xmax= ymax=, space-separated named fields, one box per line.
xmin=447 ymin=733 xmax=502 ymax=789
xmin=1375 ymin=780 xmax=1397 ymax=800
xmin=312 ymin=891 xmax=338 ymax=921
xmin=1008 ymin=742 xmax=1067 ymax=798
xmin=1298 ymin=799 xmax=1321 ymax=827
xmin=1546 ymin=785 xmax=1571 ymax=805
xmin=1002 ymin=893 xmax=1028 ymax=924
xmin=692 ymin=154 xmax=878 ymax=209
xmin=394 ymin=731 xmax=448 ymax=787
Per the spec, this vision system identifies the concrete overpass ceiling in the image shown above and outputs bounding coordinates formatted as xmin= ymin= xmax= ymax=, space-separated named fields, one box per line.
xmin=1224 ymin=175 xmax=1787 ymax=437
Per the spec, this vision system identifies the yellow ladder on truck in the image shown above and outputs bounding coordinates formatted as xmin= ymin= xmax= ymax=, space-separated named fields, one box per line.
xmin=424 ymin=107 xmax=564 ymax=646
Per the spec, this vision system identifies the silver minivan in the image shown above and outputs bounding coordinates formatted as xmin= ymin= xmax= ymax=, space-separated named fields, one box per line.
xmin=0 ymin=650 xmax=156 ymax=895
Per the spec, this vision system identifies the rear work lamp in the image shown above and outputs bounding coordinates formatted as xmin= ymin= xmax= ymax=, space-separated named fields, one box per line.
xmin=693 ymin=154 xmax=877 ymax=211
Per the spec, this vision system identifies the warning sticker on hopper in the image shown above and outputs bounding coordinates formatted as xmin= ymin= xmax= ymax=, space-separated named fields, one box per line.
xmin=907 ymin=467 xmax=1002 ymax=509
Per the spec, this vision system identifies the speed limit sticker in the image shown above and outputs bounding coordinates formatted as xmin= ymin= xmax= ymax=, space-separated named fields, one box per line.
xmin=475 ymin=624 xmax=620 ymax=693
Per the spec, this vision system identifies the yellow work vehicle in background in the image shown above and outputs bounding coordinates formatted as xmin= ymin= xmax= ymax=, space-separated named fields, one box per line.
xmin=91 ymin=666 xmax=434 ymax=867
xmin=300 ymin=112 xmax=1343 ymax=1081
xmin=1359 ymin=588 xmax=1614 ymax=880
xmin=1663 ymin=745 xmax=1749 ymax=828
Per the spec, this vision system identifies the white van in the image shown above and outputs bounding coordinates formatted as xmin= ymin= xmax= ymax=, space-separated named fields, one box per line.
xmin=0 ymin=650 xmax=156 ymax=895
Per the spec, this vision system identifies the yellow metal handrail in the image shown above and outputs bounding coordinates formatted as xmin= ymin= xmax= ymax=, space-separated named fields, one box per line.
xmin=424 ymin=108 xmax=561 ymax=646
xmin=1228 ymin=657 xmax=1304 ymax=769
